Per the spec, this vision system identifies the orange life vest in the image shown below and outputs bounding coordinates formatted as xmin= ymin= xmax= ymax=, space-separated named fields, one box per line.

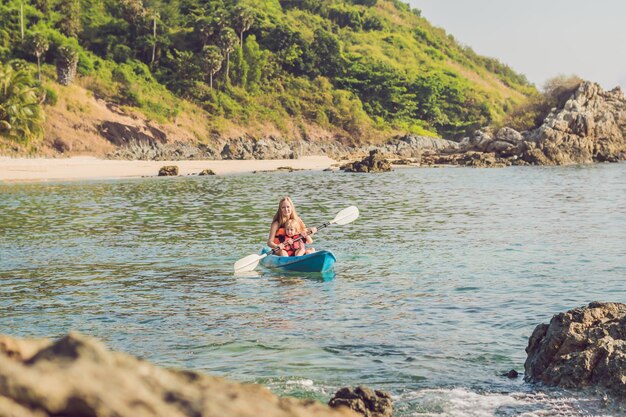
xmin=274 ymin=228 xmax=304 ymax=256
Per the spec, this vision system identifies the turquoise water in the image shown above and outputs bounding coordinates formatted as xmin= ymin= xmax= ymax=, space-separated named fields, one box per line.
xmin=1 ymin=164 xmax=625 ymax=416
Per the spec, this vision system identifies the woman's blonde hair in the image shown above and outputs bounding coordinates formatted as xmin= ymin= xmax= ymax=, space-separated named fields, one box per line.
xmin=272 ymin=196 xmax=306 ymax=230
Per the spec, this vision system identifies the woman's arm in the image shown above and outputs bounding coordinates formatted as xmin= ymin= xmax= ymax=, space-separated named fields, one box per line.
xmin=267 ymin=221 xmax=282 ymax=249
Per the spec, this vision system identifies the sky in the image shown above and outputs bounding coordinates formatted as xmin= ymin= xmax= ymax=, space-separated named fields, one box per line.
xmin=408 ymin=0 xmax=626 ymax=91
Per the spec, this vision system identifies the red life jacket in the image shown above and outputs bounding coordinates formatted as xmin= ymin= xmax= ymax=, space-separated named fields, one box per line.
xmin=274 ymin=228 xmax=304 ymax=256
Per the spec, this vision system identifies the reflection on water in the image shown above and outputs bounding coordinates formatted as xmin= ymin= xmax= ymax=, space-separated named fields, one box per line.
xmin=1 ymin=164 xmax=626 ymax=415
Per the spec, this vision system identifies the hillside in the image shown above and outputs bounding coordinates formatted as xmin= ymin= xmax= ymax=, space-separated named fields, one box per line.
xmin=0 ymin=0 xmax=537 ymax=157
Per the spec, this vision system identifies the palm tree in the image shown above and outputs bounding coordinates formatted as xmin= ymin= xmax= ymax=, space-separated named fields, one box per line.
xmin=200 ymin=45 xmax=223 ymax=89
xmin=25 ymin=32 xmax=50 ymax=81
xmin=217 ymin=27 xmax=237 ymax=81
xmin=233 ymin=6 xmax=254 ymax=47
xmin=0 ymin=64 xmax=45 ymax=143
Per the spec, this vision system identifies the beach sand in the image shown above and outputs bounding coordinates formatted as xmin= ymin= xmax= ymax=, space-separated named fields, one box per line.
xmin=0 ymin=155 xmax=336 ymax=183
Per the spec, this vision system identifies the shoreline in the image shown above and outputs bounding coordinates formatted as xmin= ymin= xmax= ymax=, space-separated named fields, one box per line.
xmin=0 ymin=155 xmax=336 ymax=183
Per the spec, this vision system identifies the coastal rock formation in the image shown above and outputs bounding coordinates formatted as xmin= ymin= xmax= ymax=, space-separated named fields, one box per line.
xmin=373 ymin=134 xmax=458 ymax=158
xmin=220 ymin=136 xmax=350 ymax=160
xmin=341 ymin=150 xmax=392 ymax=173
xmin=0 ymin=332 xmax=357 ymax=417
xmin=523 ymin=82 xmax=626 ymax=164
xmin=456 ymin=82 xmax=626 ymax=165
xmin=458 ymin=127 xmax=525 ymax=158
xmin=329 ymin=386 xmax=393 ymax=417
xmin=524 ymin=301 xmax=626 ymax=398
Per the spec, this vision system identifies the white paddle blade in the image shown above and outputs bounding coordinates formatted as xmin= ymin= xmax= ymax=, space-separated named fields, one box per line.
xmin=331 ymin=206 xmax=359 ymax=225
xmin=234 ymin=253 xmax=264 ymax=273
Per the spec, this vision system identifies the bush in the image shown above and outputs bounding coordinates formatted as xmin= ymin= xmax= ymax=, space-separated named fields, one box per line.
xmin=43 ymin=86 xmax=58 ymax=105
xmin=502 ymin=75 xmax=582 ymax=131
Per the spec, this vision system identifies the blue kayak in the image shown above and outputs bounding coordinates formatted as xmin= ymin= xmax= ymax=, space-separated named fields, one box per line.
xmin=259 ymin=248 xmax=337 ymax=273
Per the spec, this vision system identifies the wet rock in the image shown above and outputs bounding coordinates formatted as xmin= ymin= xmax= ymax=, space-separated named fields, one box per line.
xmin=158 ymin=165 xmax=179 ymax=176
xmin=329 ymin=386 xmax=393 ymax=417
xmin=503 ymin=369 xmax=519 ymax=379
xmin=524 ymin=301 xmax=626 ymax=399
xmin=341 ymin=150 xmax=392 ymax=173
xmin=0 ymin=332 xmax=358 ymax=417
xmin=199 ymin=169 xmax=215 ymax=176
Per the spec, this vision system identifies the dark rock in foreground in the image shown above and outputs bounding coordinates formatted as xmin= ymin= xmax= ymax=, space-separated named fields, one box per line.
xmin=329 ymin=386 xmax=393 ymax=417
xmin=0 ymin=332 xmax=357 ymax=417
xmin=524 ymin=301 xmax=626 ymax=399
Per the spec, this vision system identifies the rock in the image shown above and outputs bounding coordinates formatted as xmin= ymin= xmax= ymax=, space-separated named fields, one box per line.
xmin=0 ymin=332 xmax=358 ymax=417
xmin=99 ymin=121 xmax=166 ymax=147
xmin=199 ymin=169 xmax=215 ymax=176
xmin=51 ymin=138 xmax=71 ymax=153
xmin=341 ymin=150 xmax=392 ymax=173
xmin=524 ymin=302 xmax=626 ymax=399
xmin=374 ymin=134 xmax=458 ymax=157
xmin=158 ymin=165 xmax=179 ymax=176
xmin=503 ymin=369 xmax=519 ymax=379
xmin=525 ymin=82 xmax=626 ymax=164
xmin=329 ymin=386 xmax=393 ymax=417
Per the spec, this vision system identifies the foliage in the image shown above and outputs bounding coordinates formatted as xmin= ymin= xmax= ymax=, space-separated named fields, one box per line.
xmin=0 ymin=62 xmax=45 ymax=143
xmin=0 ymin=0 xmax=537 ymax=144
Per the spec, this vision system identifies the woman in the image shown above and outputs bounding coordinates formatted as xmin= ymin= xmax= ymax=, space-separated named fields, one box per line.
xmin=267 ymin=197 xmax=317 ymax=255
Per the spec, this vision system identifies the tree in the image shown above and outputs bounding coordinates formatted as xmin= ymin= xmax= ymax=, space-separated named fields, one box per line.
xmin=56 ymin=45 xmax=79 ymax=86
xmin=311 ymin=29 xmax=343 ymax=77
xmin=56 ymin=0 xmax=81 ymax=38
xmin=200 ymin=45 xmax=222 ymax=89
xmin=217 ymin=27 xmax=237 ymax=81
xmin=25 ymin=32 xmax=49 ymax=81
xmin=243 ymin=35 xmax=267 ymax=92
xmin=0 ymin=63 xmax=45 ymax=143
xmin=232 ymin=5 xmax=254 ymax=47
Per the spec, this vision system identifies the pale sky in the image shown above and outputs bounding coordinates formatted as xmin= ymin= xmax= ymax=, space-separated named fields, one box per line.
xmin=408 ymin=0 xmax=626 ymax=91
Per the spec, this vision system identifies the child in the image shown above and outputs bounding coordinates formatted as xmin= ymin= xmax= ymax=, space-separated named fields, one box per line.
xmin=274 ymin=218 xmax=313 ymax=257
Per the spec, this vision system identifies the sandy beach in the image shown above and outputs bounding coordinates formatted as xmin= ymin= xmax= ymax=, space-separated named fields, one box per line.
xmin=0 ymin=155 xmax=336 ymax=183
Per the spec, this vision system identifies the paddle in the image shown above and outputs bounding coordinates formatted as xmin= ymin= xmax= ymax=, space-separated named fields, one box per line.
xmin=233 ymin=206 xmax=359 ymax=273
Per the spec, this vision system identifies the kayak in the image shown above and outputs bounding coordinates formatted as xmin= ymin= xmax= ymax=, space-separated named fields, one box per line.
xmin=259 ymin=248 xmax=337 ymax=273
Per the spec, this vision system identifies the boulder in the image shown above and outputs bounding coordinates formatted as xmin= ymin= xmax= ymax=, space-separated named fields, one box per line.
xmin=158 ymin=165 xmax=179 ymax=176
xmin=199 ymin=169 xmax=215 ymax=176
xmin=329 ymin=386 xmax=393 ymax=417
xmin=0 ymin=332 xmax=358 ymax=417
xmin=524 ymin=302 xmax=626 ymax=399
xmin=341 ymin=150 xmax=392 ymax=173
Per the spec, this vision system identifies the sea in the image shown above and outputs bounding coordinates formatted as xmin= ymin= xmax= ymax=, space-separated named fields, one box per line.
xmin=1 ymin=163 xmax=625 ymax=416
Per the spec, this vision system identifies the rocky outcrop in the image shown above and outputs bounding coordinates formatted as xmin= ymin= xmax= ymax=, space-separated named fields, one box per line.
xmin=523 ymin=82 xmax=626 ymax=164
xmin=524 ymin=302 xmax=626 ymax=398
xmin=220 ymin=136 xmax=350 ymax=160
xmin=456 ymin=82 xmax=626 ymax=165
xmin=341 ymin=150 xmax=392 ymax=173
xmin=328 ymin=386 xmax=393 ymax=417
xmin=372 ymin=134 xmax=458 ymax=158
xmin=0 ymin=332 xmax=357 ymax=417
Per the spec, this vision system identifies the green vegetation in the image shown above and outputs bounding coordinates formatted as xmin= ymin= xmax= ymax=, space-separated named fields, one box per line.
xmin=0 ymin=0 xmax=537 ymax=146
xmin=0 ymin=62 xmax=45 ymax=142
xmin=501 ymin=75 xmax=583 ymax=131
